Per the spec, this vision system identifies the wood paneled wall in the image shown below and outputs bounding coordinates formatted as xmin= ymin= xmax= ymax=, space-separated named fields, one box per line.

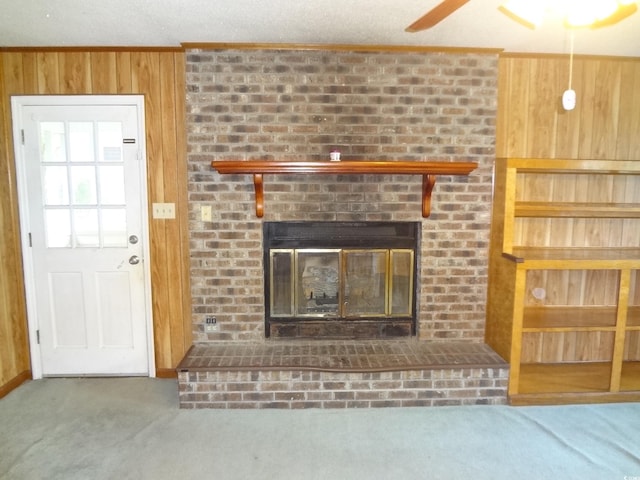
xmin=0 ymin=49 xmax=192 ymax=391
xmin=494 ymin=54 xmax=640 ymax=363
xmin=497 ymin=54 xmax=640 ymax=159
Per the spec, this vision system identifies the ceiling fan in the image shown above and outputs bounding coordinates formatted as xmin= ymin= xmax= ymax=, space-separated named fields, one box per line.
xmin=405 ymin=0 xmax=638 ymax=32
xmin=405 ymin=0 xmax=470 ymax=32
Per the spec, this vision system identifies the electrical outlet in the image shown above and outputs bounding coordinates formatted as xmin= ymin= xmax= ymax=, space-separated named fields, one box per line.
xmin=152 ymin=202 xmax=176 ymax=219
xmin=204 ymin=316 xmax=218 ymax=332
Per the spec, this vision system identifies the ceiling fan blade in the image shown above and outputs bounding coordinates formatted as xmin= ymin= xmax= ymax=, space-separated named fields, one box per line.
xmin=405 ymin=0 xmax=471 ymax=32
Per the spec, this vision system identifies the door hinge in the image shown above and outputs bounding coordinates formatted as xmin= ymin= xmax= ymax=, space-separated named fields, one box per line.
xmin=21 ymin=129 xmax=25 ymax=145
xmin=36 ymin=329 xmax=40 ymax=344
xmin=28 ymin=232 xmax=32 ymax=247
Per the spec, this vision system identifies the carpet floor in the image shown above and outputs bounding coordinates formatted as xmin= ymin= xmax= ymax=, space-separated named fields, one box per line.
xmin=1 ymin=377 xmax=639 ymax=480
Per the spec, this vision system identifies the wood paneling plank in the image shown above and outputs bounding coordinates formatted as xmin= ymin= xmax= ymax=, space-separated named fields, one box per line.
xmin=0 ymin=53 xmax=31 ymax=386
xmin=115 ymin=51 xmax=132 ymax=93
xmin=590 ymin=60 xmax=621 ymax=159
xmin=59 ymin=51 xmax=91 ymax=93
xmin=36 ymin=52 xmax=60 ymax=94
xmin=90 ymin=52 xmax=118 ymax=92
xmin=20 ymin=53 xmax=38 ymax=92
xmin=495 ymin=59 xmax=511 ymax=157
xmin=2 ymin=52 xmax=25 ymax=93
xmin=625 ymin=332 xmax=640 ymax=361
xmin=173 ymin=52 xmax=193 ymax=353
xmin=616 ymin=61 xmax=640 ymax=160
xmin=555 ymin=59 xmax=582 ymax=158
xmin=577 ymin=59 xmax=598 ymax=158
xmin=506 ymin=58 xmax=530 ymax=157
xmin=527 ymin=58 xmax=558 ymax=158
xmin=159 ymin=52 xmax=187 ymax=366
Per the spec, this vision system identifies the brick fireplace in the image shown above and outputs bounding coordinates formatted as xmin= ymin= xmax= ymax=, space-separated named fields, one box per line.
xmin=179 ymin=46 xmax=508 ymax=408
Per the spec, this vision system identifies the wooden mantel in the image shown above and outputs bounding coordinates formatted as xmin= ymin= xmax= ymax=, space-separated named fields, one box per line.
xmin=211 ymin=160 xmax=478 ymax=218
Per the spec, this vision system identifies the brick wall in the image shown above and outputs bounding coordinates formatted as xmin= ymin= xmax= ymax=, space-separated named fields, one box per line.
xmin=186 ymin=48 xmax=498 ymax=343
xmin=178 ymin=367 xmax=509 ymax=409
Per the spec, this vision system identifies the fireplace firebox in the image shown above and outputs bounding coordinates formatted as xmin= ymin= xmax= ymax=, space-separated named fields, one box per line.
xmin=263 ymin=222 xmax=419 ymax=339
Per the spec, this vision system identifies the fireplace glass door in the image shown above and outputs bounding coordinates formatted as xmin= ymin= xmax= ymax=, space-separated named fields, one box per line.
xmin=269 ymin=248 xmax=414 ymax=319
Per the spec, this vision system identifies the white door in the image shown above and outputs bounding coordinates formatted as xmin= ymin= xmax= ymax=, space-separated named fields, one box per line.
xmin=12 ymin=96 xmax=154 ymax=378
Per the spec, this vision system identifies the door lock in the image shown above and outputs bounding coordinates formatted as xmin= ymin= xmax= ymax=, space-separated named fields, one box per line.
xmin=129 ymin=255 xmax=140 ymax=265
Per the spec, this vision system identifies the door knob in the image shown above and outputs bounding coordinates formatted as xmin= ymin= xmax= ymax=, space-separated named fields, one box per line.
xmin=129 ymin=235 xmax=139 ymax=244
xmin=129 ymin=255 xmax=140 ymax=265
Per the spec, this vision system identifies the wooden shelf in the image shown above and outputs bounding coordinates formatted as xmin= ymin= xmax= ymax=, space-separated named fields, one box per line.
xmin=506 ymin=158 xmax=640 ymax=174
xmin=509 ymin=362 xmax=640 ymax=405
xmin=514 ymin=202 xmax=640 ymax=218
xmin=487 ymin=158 xmax=640 ymax=406
xmin=518 ymin=362 xmax=613 ymax=394
xmin=621 ymin=361 xmax=640 ymax=391
xmin=503 ymin=247 xmax=640 ymax=269
xmin=211 ymin=160 xmax=477 ymax=217
xmin=522 ymin=306 xmax=618 ymax=331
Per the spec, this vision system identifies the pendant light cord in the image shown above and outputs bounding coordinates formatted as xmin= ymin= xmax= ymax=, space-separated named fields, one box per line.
xmin=568 ymin=30 xmax=575 ymax=91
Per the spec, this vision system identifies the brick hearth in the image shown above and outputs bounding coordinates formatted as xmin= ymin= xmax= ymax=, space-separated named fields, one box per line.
xmin=177 ymin=341 xmax=508 ymax=408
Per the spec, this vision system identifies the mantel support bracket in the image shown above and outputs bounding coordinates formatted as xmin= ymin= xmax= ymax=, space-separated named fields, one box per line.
xmin=254 ymin=174 xmax=265 ymax=217
xmin=422 ymin=174 xmax=436 ymax=218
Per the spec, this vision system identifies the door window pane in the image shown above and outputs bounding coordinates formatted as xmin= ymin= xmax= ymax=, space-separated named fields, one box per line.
xmin=74 ymin=209 xmax=99 ymax=247
xmin=98 ymin=166 xmax=125 ymax=205
xmin=45 ymin=209 xmax=71 ymax=248
xmin=40 ymin=122 xmax=66 ymax=163
xmin=101 ymin=209 xmax=127 ymax=247
xmin=43 ymin=166 xmax=70 ymax=205
xmin=69 ymin=122 xmax=95 ymax=162
xmin=37 ymin=118 xmax=133 ymax=250
xmin=98 ymin=122 xmax=122 ymax=162
xmin=70 ymin=166 xmax=97 ymax=205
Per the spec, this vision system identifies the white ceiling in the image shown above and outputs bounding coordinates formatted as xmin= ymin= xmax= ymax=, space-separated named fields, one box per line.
xmin=0 ymin=0 xmax=639 ymax=57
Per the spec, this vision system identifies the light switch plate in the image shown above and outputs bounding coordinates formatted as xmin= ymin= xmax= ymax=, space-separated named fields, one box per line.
xmin=201 ymin=205 xmax=212 ymax=222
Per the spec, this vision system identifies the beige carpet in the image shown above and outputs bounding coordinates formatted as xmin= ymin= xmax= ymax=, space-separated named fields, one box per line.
xmin=1 ymin=377 xmax=639 ymax=480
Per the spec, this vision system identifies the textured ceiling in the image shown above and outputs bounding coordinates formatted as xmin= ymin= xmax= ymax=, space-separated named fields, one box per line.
xmin=0 ymin=0 xmax=638 ymax=57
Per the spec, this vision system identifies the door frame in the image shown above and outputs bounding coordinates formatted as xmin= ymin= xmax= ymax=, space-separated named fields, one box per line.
xmin=11 ymin=95 xmax=155 ymax=379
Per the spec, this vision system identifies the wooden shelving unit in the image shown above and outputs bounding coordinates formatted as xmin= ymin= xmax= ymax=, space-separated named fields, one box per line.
xmin=211 ymin=160 xmax=477 ymax=218
xmin=485 ymin=158 xmax=640 ymax=405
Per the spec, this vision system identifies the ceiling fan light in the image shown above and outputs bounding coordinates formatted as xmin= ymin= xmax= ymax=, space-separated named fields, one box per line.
xmin=564 ymin=0 xmax=619 ymax=27
xmin=500 ymin=0 xmax=637 ymax=29
xmin=499 ymin=1 xmax=546 ymax=29
xmin=589 ymin=0 xmax=638 ymax=27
